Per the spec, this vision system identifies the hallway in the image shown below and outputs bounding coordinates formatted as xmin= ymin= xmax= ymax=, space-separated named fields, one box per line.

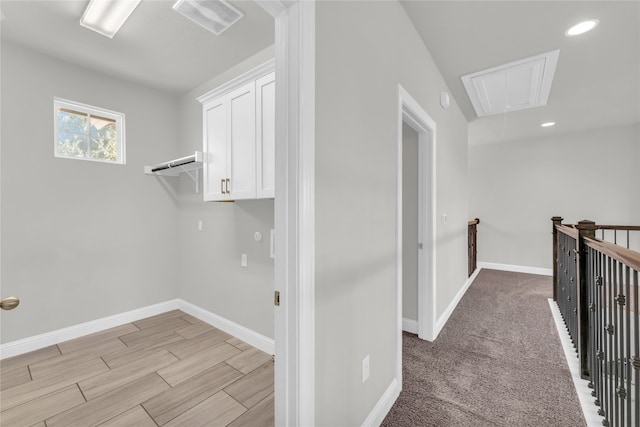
xmin=383 ymin=269 xmax=585 ymax=426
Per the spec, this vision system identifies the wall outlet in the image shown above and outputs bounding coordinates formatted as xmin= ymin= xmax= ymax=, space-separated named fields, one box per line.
xmin=362 ymin=355 xmax=370 ymax=383
xmin=241 ymin=254 xmax=248 ymax=267
xmin=197 ymin=220 xmax=203 ymax=232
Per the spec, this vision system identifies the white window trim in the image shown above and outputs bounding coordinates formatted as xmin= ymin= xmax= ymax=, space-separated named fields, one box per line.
xmin=53 ymin=97 xmax=126 ymax=165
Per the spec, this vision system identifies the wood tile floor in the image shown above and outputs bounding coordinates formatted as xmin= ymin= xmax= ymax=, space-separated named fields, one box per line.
xmin=0 ymin=310 xmax=274 ymax=427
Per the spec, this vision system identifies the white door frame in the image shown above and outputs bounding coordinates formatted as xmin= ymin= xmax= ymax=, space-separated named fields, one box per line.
xmin=396 ymin=84 xmax=437 ymax=381
xmin=256 ymin=1 xmax=316 ymax=426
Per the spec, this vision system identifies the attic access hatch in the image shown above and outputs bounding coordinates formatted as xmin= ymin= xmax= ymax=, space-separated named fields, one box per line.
xmin=461 ymin=50 xmax=559 ymax=118
xmin=172 ymin=0 xmax=244 ymax=35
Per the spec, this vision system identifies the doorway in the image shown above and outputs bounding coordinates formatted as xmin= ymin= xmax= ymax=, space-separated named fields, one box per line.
xmin=402 ymin=122 xmax=420 ymax=334
xmin=396 ymin=84 xmax=436 ymax=383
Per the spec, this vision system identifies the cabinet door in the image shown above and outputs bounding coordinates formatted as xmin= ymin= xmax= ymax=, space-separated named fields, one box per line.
xmin=256 ymin=72 xmax=275 ymax=198
xmin=203 ymin=99 xmax=228 ymax=201
xmin=227 ymin=82 xmax=256 ymax=200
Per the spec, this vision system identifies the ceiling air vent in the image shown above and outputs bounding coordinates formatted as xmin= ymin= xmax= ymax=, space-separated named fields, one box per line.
xmin=173 ymin=0 xmax=244 ymax=35
xmin=461 ymin=50 xmax=560 ymax=118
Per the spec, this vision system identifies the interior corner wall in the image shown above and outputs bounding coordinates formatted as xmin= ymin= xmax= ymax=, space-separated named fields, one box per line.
xmin=469 ymin=123 xmax=640 ymax=270
xmin=315 ymin=1 xmax=469 ymax=424
xmin=175 ymin=46 xmax=275 ymax=340
xmin=0 ymin=41 xmax=180 ymax=343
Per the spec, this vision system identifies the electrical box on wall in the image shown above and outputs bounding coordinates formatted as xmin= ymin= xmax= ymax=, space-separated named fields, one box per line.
xmin=440 ymin=91 xmax=450 ymax=109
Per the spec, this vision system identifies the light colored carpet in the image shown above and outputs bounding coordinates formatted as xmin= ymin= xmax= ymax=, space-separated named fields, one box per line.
xmin=382 ymin=269 xmax=587 ymax=427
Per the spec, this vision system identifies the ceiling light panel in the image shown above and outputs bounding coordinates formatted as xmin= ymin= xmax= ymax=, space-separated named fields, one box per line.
xmin=80 ymin=0 xmax=142 ymax=38
xmin=461 ymin=50 xmax=560 ymax=118
xmin=173 ymin=0 xmax=244 ymax=36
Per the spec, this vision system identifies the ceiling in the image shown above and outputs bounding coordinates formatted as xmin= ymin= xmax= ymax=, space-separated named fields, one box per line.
xmin=1 ymin=1 xmax=638 ymax=145
xmin=0 ymin=0 xmax=274 ymax=95
xmin=401 ymin=0 xmax=640 ymax=144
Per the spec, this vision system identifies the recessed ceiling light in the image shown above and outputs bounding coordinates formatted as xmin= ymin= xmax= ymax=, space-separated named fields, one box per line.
xmin=565 ymin=19 xmax=599 ymax=37
xmin=541 ymin=122 xmax=556 ymax=127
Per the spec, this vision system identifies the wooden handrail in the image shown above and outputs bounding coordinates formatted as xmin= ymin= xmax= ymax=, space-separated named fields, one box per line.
xmin=556 ymin=224 xmax=579 ymax=240
xmin=468 ymin=218 xmax=480 ymax=226
xmin=596 ymin=225 xmax=640 ymax=231
xmin=584 ymin=236 xmax=640 ymax=272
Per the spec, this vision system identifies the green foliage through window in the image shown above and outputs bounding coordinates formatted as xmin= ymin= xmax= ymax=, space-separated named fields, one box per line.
xmin=54 ymin=99 xmax=124 ymax=164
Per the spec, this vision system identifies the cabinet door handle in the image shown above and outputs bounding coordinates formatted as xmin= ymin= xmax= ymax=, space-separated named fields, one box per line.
xmin=221 ymin=179 xmax=225 ymax=194
xmin=0 ymin=296 xmax=20 ymax=311
xmin=226 ymin=178 xmax=230 ymax=194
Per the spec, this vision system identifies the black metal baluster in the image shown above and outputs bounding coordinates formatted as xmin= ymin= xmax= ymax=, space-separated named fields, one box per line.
xmin=624 ymin=265 xmax=631 ymax=427
xmin=595 ymin=250 xmax=603 ymax=413
xmin=559 ymin=236 xmax=564 ymax=322
xmin=611 ymin=261 xmax=624 ymax=426
xmin=602 ymin=255 xmax=611 ymax=425
xmin=597 ymin=251 xmax=605 ymax=418
xmin=555 ymin=235 xmax=559 ymax=301
xmin=603 ymin=257 xmax=615 ymax=426
xmin=564 ymin=236 xmax=568 ymax=328
xmin=575 ymin=236 xmax=579 ymax=349
xmin=587 ymin=248 xmax=598 ymax=397
xmin=633 ymin=269 xmax=639 ymax=427
xmin=573 ymin=241 xmax=579 ymax=355
xmin=568 ymin=236 xmax=572 ymax=345
xmin=602 ymin=254 xmax=609 ymax=422
xmin=626 ymin=230 xmax=630 ymax=250
xmin=559 ymin=236 xmax=565 ymax=328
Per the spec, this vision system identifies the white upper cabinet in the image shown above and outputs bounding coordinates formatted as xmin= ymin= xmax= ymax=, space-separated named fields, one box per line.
xmin=227 ymin=82 xmax=256 ymax=200
xmin=256 ymin=72 xmax=275 ymax=198
xmin=199 ymin=62 xmax=275 ymax=202
xmin=203 ymin=98 xmax=228 ymax=201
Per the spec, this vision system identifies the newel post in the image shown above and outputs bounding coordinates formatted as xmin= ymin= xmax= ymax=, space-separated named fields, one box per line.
xmin=551 ymin=216 xmax=563 ymax=301
xmin=576 ymin=219 xmax=597 ymax=379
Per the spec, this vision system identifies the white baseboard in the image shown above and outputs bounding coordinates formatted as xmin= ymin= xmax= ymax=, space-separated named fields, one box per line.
xmin=402 ymin=318 xmax=418 ymax=334
xmin=477 ymin=262 xmax=552 ymax=277
xmin=548 ymin=299 xmax=603 ymax=427
xmin=432 ymin=267 xmax=481 ymax=339
xmin=0 ymin=300 xmax=181 ymax=359
xmin=361 ymin=377 xmax=401 ymax=427
xmin=0 ymin=299 xmax=274 ymax=359
xmin=178 ymin=300 xmax=274 ymax=355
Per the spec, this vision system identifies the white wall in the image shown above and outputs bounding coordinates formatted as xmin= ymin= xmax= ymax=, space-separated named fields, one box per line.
xmin=175 ymin=46 xmax=276 ymax=339
xmin=402 ymin=123 xmax=418 ymax=322
xmin=0 ymin=41 xmax=180 ymax=343
xmin=469 ymin=123 xmax=640 ymax=269
xmin=314 ymin=1 xmax=469 ymax=424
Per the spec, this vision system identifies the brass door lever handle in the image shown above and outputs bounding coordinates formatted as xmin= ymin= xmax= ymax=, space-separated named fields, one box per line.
xmin=0 ymin=296 xmax=20 ymax=311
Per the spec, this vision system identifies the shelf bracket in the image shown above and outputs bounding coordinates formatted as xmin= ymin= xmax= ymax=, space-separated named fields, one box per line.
xmin=180 ymin=166 xmax=200 ymax=194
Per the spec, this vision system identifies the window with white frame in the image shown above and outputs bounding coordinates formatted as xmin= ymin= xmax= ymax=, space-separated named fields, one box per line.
xmin=54 ymin=98 xmax=125 ymax=164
